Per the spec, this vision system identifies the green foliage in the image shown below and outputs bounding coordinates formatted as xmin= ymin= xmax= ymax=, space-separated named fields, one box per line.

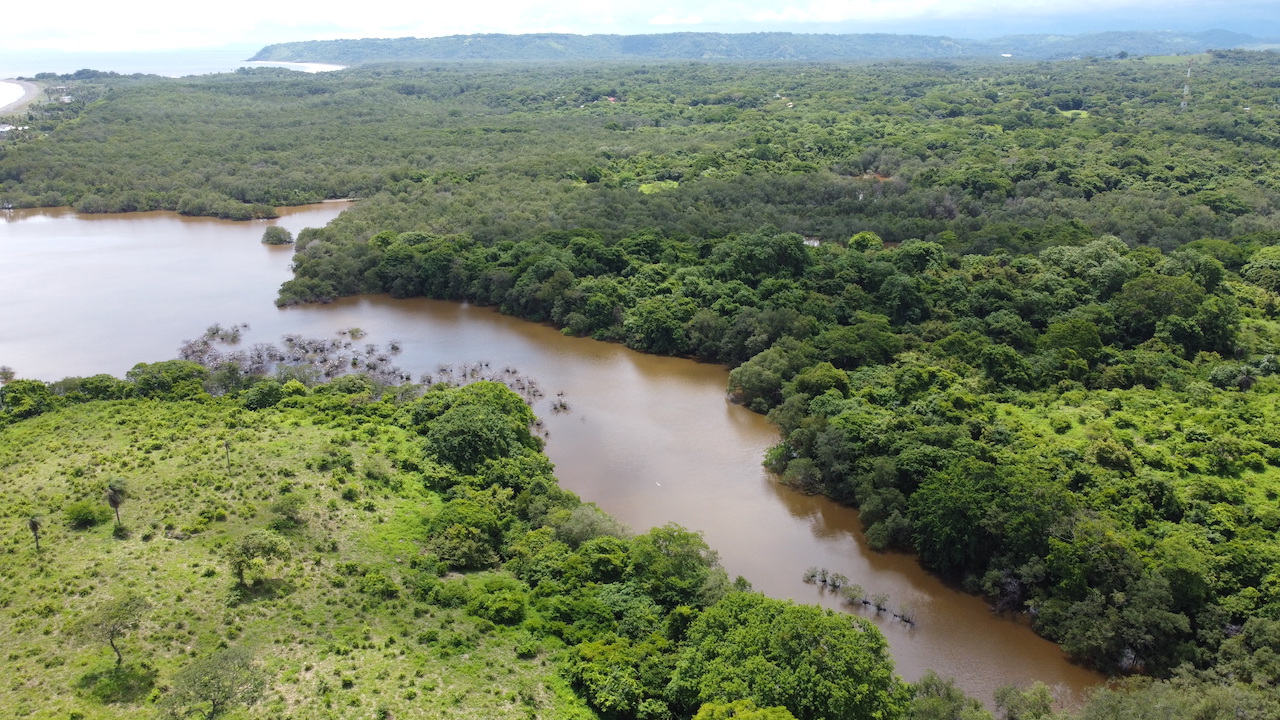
xmin=909 ymin=671 xmax=993 ymax=720
xmin=10 ymin=49 xmax=1280 ymax=709
xmin=420 ymin=381 xmax=539 ymax=474
xmin=260 ymin=225 xmax=294 ymax=245
xmin=268 ymin=493 xmax=307 ymax=530
xmin=0 ymin=378 xmax=57 ymax=420
xmin=242 ymin=379 xmax=285 ymax=410
xmin=226 ymin=529 xmax=291 ymax=586
xmin=428 ymin=487 xmax=510 ymax=570
xmin=694 ymin=700 xmax=799 ymax=720
xmin=0 ymin=383 xmax=624 ymax=720
xmin=125 ymin=360 xmax=210 ymax=401
xmin=629 ymin=524 xmax=729 ymax=609
xmin=64 ymin=500 xmax=112 ymax=529
xmin=75 ymin=593 xmax=150 ymax=667
xmin=161 ymin=646 xmax=266 ymax=719
xmin=1244 ymin=246 xmax=1280 ymax=293
xmin=465 ymin=575 xmax=529 ymax=625
xmin=669 ymin=592 xmax=910 ymax=720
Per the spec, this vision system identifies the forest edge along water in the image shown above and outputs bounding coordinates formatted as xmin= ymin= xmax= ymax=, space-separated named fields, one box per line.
xmin=0 ymin=203 xmax=1103 ymax=706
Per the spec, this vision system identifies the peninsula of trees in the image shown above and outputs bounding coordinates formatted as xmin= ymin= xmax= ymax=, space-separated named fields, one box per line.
xmin=247 ymin=30 xmax=1273 ymax=64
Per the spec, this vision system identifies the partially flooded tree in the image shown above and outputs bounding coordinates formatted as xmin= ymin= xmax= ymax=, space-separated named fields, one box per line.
xmin=260 ymin=226 xmax=294 ymax=245
xmin=162 ymin=645 xmax=266 ymax=719
xmin=79 ymin=593 xmax=150 ymax=667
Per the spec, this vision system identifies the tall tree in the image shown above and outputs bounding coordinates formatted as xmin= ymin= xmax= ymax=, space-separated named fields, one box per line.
xmin=162 ymin=646 xmax=266 ymax=719
xmin=79 ymin=593 xmax=150 ymax=667
xmin=105 ymin=477 xmax=128 ymax=526
xmin=27 ymin=515 xmax=41 ymax=552
xmin=669 ymin=592 xmax=910 ymax=720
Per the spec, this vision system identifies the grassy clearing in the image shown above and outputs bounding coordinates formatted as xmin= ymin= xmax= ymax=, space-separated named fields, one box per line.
xmin=1139 ymin=53 xmax=1212 ymax=66
xmin=0 ymin=398 xmax=591 ymax=720
xmin=637 ymin=180 xmax=679 ymax=195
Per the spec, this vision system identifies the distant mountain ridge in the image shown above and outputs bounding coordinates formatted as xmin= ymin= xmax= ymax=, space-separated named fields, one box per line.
xmin=248 ymin=30 xmax=1276 ymax=65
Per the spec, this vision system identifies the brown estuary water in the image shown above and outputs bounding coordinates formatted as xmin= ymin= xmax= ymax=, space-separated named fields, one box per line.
xmin=0 ymin=203 xmax=1103 ymax=705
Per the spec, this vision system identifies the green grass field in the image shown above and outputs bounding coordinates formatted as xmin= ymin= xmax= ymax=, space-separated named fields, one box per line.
xmin=0 ymin=398 xmax=592 ymax=720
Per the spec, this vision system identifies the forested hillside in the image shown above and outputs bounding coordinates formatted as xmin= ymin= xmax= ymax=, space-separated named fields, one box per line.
xmin=247 ymin=30 xmax=1270 ymax=65
xmin=5 ymin=50 xmax=1280 ymax=717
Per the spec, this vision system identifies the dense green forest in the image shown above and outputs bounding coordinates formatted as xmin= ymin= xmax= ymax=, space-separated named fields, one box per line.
xmin=261 ymin=54 xmax=1280 ymax=680
xmin=248 ymin=30 xmax=1269 ymax=64
xmin=5 ymin=50 xmax=1280 ymax=716
xmin=4 ymin=52 xmax=1280 ymax=241
xmin=4 ymin=360 xmax=1279 ymax=719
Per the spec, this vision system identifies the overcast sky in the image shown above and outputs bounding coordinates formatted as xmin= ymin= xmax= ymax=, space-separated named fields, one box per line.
xmin=6 ymin=0 xmax=1277 ymax=53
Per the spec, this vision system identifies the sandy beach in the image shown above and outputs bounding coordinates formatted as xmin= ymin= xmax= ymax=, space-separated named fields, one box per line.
xmin=0 ymin=79 xmax=39 ymax=115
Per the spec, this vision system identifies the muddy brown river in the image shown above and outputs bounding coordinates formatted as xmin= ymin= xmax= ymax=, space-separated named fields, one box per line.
xmin=0 ymin=203 xmax=1103 ymax=705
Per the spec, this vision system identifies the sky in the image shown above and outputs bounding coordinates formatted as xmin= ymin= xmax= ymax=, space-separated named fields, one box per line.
xmin=4 ymin=0 xmax=1277 ymax=55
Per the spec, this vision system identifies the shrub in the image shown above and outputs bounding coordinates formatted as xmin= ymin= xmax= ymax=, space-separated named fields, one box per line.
xmin=242 ymin=380 xmax=284 ymax=410
xmin=269 ymin=495 xmax=306 ymax=530
xmin=261 ymin=226 xmax=294 ymax=245
xmin=358 ymin=571 xmax=400 ymax=600
xmin=431 ymin=579 xmax=471 ymax=608
xmin=465 ymin=576 xmax=529 ymax=625
xmin=65 ymin=501 xmax=111 ymax=529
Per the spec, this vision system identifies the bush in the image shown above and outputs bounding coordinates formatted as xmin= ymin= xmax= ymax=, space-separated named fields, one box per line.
xmin=261 ymin=226 xmax=294 ymax=245
xmin=269 ymin=494 xmax=306 ymax=530
xmin=358 ymin=571 xmax=400 ymax=600
xmin=465 ymin=576 xmax=529 ymax=625
xmin=242 ymin=380 xmax=284 ymax=410
xmin=65 ymin=501 xmax=111 ymax=529
xmin=431 ymin=579 xmax=471 ymax=608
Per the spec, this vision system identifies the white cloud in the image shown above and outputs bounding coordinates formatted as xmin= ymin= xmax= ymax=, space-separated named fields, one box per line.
xmin=650 ymin=14 xmax=707 ymax=26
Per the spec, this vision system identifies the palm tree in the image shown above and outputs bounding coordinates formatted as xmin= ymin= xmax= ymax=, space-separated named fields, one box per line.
xmin=105 ymin=478 xmax=127 ymax=526
xmin=1237 ymin=365 xmax=1258 ymax=391
xmin=28 ymin=515 xmax=41 ymax=552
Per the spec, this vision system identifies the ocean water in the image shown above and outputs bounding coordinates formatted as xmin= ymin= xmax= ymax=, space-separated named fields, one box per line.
xmin=0 ymin=81 xmax=23 ymax=108
xmin=0 ymin=46 xmax=342 ymax=79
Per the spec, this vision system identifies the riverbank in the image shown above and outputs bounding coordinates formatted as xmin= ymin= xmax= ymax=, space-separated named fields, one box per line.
xmin=0 ymin=79 xmax=39 ymax=115
xmin=0 ymin=205 xmax=1105 ymax=706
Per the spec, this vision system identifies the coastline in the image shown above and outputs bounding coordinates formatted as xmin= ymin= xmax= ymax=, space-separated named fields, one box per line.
xmin=0 ymin=79 xmax=39 ymax=115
